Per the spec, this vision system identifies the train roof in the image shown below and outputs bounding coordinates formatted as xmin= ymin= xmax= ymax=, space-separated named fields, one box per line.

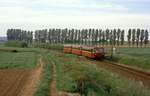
xmin=64 ymin=45 xmax=104 ymax=49
xmin=82 ymin=46 xmax=104 ymax=50
xmin=64 ymin=44 xmax=82 ymax=48
xmin=64 ymin=44 xmax=72 ymax=47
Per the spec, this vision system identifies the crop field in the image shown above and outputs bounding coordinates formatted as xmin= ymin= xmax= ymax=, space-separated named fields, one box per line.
xmin=0 ymin=51 xmax=37 ymax=69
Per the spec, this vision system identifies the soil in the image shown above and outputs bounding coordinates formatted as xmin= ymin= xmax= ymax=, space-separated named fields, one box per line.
xmin=50 ymin=61 xmax=58 ymax=96
xmin=0 ymin=57 xmax=44 ymax=96
xmin=63 ymin=58 xmax=71 ymax=62
xmin=79 ymin=56 xmax=88 ymax=61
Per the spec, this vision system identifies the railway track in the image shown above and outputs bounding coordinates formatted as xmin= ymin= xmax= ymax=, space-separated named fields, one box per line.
xmin=90 ymin=59 xmax=150 ymax=87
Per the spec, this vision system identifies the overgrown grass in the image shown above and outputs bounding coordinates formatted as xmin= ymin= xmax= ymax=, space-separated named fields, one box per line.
xmin=112 ymin=48 xmax=150 ymax=69
xmin=49 ymin=51 xmax=150 ymax=96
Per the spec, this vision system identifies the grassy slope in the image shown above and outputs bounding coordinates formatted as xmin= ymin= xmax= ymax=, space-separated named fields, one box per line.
xmin=113 ymin=48 xmax=150 ymax=69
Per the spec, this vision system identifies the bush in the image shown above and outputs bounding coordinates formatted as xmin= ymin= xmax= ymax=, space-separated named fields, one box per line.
xmin=5 ymin=41 xmax=28 ymax=48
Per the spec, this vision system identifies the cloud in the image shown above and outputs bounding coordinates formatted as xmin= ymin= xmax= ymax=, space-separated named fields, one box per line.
xmin=0 ymin=0 xmax=150 ymax=36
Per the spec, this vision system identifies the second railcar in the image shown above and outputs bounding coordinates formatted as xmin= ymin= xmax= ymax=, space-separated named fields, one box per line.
xmin=71 ymin=46 xmax=82 ymax=55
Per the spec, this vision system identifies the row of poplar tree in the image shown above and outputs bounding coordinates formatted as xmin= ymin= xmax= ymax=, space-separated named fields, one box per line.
xmin=35 ymin=29 xmax=125 ymax=46
xmin=127 ymin=29 xmax=149 ymax=47
xmin=7 ymin=29 xmax=33 ymax=44
xmin=7 ymin=28 xmax=149 ymax=47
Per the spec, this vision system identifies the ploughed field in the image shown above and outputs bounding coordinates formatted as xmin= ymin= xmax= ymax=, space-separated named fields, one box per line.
xmin=0 ymin=69 xmax=31 ymax=96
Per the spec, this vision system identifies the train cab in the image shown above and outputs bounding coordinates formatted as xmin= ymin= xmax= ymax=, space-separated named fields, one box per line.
xmin=93 ymin=47 xmax=105 ymax=59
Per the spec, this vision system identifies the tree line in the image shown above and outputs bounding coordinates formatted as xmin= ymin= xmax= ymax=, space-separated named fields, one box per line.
xmin=34 ymin=28 xmax=125 ymax=46
xmin=7 ymin=28 xmax=149 ymax=47
xmin=7 ymin=29 xmax=33 ymax=44
xmin=127 ymin=29 xmax=149 ymax=47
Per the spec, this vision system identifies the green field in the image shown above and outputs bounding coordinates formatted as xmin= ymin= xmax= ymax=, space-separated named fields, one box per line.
xmin=112 ymin=48 xmax=150 ymax=69
xmin=0 ymin=49 xmax=38 ymax=69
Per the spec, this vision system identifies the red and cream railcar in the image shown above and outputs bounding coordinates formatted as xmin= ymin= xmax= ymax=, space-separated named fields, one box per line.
xmin=71 ymin=45 xmax=82 ymax=55
xmin=63 ymin=45 xmax=105 ymax=59
xmin=63 ymin=45 xmax=72 ymax=53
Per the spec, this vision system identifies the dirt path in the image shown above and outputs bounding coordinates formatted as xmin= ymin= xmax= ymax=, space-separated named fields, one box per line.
xmin=50 ymin=61 xmax=58 ymax=96
xmin=0 ymin=57 xmax=44 ymax=96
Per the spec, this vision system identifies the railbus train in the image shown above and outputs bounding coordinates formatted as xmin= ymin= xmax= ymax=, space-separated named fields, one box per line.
xmin=63 ymin=45 xmax=105 ymax=59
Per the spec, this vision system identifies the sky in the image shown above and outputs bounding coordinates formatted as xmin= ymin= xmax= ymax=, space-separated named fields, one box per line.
xmin=0 ymin=0 xmax=150 ymax=36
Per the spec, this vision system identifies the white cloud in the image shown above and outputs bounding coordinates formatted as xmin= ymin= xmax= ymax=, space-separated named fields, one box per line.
xmin=0 ymin=0 xmax=150 ymax=36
